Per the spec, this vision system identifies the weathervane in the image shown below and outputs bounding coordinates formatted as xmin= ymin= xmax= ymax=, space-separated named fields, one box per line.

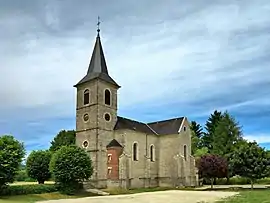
xmin=97 ymin=16 xmax=101 ymax=33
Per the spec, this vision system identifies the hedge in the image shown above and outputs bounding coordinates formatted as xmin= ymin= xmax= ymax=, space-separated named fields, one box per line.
xmin=213 ymin=176 xmax=270 ymax=185
xmin=0 ymin=184 xmax=57 ymax=196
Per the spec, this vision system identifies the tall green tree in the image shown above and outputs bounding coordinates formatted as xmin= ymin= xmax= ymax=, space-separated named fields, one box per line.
xmin=211 ymin=111 xmax=243 ymax=156
xmin=191 ymin=130 xmax=200 ymax=155
xmin=201 ymin=110 xmax=223 ymax=151
xmin=49 ymin=130 xmax=76 ymax=152
xmin=0 ymin=135 xmax=25 ymax=188
xmin=211 ymin=111 xmax=244 ymax=180
xmin=26 ymin=150 xmax=51 ymax=184
xmin=230 ymin=141 xmax=269 ymax=189
xmin=190 ymin=121 xmax=204 ymax=138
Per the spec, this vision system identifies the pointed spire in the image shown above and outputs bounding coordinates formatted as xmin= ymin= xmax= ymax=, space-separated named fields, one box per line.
xmin=74 ymin=17 xmax=120 ymax=88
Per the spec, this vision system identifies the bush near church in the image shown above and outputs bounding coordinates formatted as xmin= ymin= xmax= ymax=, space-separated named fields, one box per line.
xmin=0 ymin=135 xmax=25 ymax=189
xmin=26 ymin=150 xmax=52 ymax=184
xmin=0 ymin=184 xmax=56 ymax=196
xmin=50 ymin=145 xmax=93 ymax=194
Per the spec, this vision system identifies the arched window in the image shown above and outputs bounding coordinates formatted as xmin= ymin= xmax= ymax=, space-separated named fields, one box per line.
xmin=83 ymin=89 xmax=90 ymax=105
xmin=150 ymin=145 xmax=155 ymax=162
xmin=184 ymin=145 xmax=187 ymax=160
xmin=104 ymin=89 xmax=111 ymax=105
xmin=133 ymin=142 xmax=138 ymax=161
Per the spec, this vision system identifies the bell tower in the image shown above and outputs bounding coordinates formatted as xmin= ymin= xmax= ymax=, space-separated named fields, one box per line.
xmin=74 ymin=19 xmax=120 ymax=188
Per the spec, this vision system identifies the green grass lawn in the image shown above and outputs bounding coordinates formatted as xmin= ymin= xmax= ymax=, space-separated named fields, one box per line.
xmin=0 ymin=191 xmax=98 ymax=203
xmin=217 ymin=190 xmax=270 ymax=203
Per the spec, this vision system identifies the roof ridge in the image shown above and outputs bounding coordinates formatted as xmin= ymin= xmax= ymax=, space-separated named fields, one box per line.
xmin=117 ymin=116 xmax=147 ymax=125
xmin=147 ymin=116 xmax=184 ymax=125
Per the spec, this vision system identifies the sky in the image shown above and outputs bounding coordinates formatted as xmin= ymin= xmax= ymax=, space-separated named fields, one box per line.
xmin=1 ymin=0 xmax=270 ymax=156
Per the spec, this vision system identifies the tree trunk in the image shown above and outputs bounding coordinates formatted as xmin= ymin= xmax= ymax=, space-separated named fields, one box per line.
xmin=211 ymin=178 xmax=214 ymax=189
xmin=38 ymin=180 xmax=45 ymax=184
xmin=226 ymin=176 xmax=230 ymax=184
xmin=251 ymin=180 xmax=254 ymax=190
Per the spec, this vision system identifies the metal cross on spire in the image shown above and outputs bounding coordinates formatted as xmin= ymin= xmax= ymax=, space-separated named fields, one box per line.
xmin=97 ymin=16 xmax=101 ymax=33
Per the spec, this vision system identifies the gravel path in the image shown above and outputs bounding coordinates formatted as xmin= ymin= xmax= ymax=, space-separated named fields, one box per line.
xmin=37 ymin=190 xmax=238 ymax=203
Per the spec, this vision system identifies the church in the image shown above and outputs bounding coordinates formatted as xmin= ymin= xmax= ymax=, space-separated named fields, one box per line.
xmin=74 ymin=25 xmax=198 ymax=189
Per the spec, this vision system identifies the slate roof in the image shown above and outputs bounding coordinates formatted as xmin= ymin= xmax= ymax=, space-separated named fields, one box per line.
xmin=114 ymin=116 xmax=156 ymax=135
xmin=74 ymin=33 xmax=120 ymax=88
xmin=114 ymin=116 xmax=185 ymax=136
xmin=106 ymin=139 xmax=123 ymax=148
xmin=147 ymin=117 xmax=184 ymax=135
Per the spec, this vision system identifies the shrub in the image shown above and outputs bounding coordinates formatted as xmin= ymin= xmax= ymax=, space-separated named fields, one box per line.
xmin=50 ymin=145 xmax=93 ymax=194
xmin=26 ymin=150 xmax=51 ymax=184
xmin=216 ymin=176 xmax=251 ymax=185
xmin=14 ymin=169 xmax=29 ymax=182
xmin=0 ymin=135 xmax=25 ymax=188
xmin=0 ymin=184 xmax=57 ymax=196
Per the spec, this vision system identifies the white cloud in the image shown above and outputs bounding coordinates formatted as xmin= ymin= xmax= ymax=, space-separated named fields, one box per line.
xmin=244 ymin=134 xmax=270 ymax=144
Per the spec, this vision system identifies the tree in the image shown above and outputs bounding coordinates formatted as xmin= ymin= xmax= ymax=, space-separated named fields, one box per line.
xmin=50 ymin=145 xmax=93 ymax=194
xmin=49 ymin=130 xmax=76 ymax=152
xmin=197 ymin=154 xmax=228 ymax=189
xmin=230 ymin=141 xmax=269 ymax=189
xmin=0 ymin=135 xmax=25 ymax=188
xmin=211 ymin=111 xmax=244 ymax=181
xmin=26 ymin=150 xmax=51 ymax=184
xmin=194 ymin=147 xmax=209 ymax=159
xmin=191 ymin=130 xmax=200 ymax=155
xmin=190 ymin=121 xmax=204 ymax=139
xmin=190 ymin=121 xmax=204 ymax=155
xmin=211 ymin=111 xmax=243 ymax=156
xmin=201 ymin=110 xmax=223 ymax=151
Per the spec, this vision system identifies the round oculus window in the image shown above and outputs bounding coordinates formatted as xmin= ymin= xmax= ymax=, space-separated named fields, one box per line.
xmin=83 ymin=140 xmax=89 ymax=148
xmin=104 ymin=113 xmax=111 ymax=121
xmin=83 ymin=114 xmax=89 ymax=122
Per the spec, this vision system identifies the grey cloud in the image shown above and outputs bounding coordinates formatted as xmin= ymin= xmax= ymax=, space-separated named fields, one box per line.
xmin=1 ymin=0 xmax=270 ymax=125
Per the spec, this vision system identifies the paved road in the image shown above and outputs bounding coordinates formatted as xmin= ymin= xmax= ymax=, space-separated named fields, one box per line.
xmin=37 ymin=190 xmax=238 ymax=203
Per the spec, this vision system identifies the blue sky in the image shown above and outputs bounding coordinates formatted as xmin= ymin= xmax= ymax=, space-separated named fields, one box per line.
xmin=1 ymin=0 xmax=270 ymax=156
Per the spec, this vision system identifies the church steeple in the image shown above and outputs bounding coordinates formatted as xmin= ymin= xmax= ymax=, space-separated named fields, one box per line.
xmin=87 ymin=32 xmax=108 ymax=75
xmin=74 ymin=18 xmax=120 ymax=88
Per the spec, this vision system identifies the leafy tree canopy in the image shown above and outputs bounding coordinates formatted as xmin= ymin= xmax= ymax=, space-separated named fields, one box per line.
xmin=194 ymin=147 xmax=209 ymax=159
xmin=49 ymin=130 xmax=76 ymax=152
xmin=0 ymin=135 xmax=25 ymax=187
xmin=50 ymin=145 xmax=93 ymax=194
xmin=197 ymin=154 xmax=228 ymax=188
xmin=26 ymin=150 xmax=51 ymax=184
xmin=230 ymin=141 xmax=269 ymax=189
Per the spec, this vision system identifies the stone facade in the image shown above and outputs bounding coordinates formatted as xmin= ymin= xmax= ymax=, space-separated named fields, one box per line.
xmin=74 ymin=31 xmax=198 ymax=189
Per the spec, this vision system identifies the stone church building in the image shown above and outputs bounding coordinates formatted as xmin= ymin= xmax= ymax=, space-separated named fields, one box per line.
xmin=74 ymin=28 xmax=198 ymax=189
